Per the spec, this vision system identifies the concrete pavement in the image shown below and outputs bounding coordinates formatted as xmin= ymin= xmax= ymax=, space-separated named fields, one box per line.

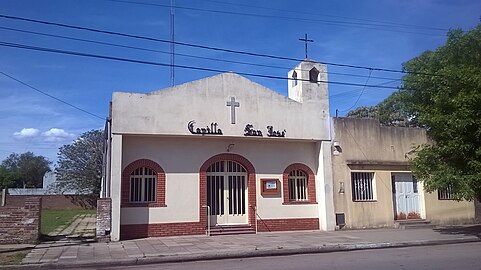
xmin=47 ymin=213 xmax=96 ymax=240
xmin=2 ymin=224 xmax=480 ymax=269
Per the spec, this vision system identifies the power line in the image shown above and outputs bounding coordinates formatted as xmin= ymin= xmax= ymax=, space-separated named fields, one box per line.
xmin=0 ymin=40 xmax=400 ymax=90
xmin=0 ymin=71 xmax=105 ymax=120
xmin=201 ymin=0 xmax=449 ymax=32
xmin=0 ymin=26 xmax=401 ymax=81
xmin=340 ymin=69 xmax=374 ymax=112
xmin=0 ymin=14 xmax=440 ymax=76
xmin=330 ymin=78 xmax=401 ymax=99
xmin=107 ymin=0 xmax=445 ymax=36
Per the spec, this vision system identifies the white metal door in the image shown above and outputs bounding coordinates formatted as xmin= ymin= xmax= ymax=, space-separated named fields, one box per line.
xmin=393 ymin=173 xmax=421 ymax=220
xmin=206 ymin=161 xmax=248 ymax=225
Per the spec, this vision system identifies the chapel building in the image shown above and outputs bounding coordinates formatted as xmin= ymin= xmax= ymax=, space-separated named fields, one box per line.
xmin=103 ymin=60 xmax=336 ymax=241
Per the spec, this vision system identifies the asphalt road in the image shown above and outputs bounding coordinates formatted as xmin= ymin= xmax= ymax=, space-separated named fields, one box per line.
xmin=96 ymin=242 xmax=481 ymax=270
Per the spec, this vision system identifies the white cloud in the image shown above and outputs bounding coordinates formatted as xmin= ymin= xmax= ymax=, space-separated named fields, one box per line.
xmin=42 ymin=128 xmax=75 ymax=142
xmin=13 ymin=128 xmax=40 ymax=139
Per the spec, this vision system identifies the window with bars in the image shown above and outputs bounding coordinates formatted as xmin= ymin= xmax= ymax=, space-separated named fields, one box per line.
xmin=288 ymin=170 xmax=308 ymax=201
xmin=351 ymin=172 xmax=375 ymax=202
xmin=130 ymin=167 xmax=157 ymax=203
xmin=438 ymin=185 xmax=454 ymax=200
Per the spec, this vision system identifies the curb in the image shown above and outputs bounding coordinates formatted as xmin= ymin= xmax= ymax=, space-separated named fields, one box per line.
xmin=2 ymin=238 xmax=480 ymax=269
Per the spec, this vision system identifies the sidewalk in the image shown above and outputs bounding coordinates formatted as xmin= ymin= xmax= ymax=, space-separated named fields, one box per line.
xmin=6 ymin=225 xmax=481 ymax=269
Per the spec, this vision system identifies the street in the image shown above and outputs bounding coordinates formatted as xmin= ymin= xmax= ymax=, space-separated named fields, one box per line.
xmin=95 ymin=242 xmax=481 ymax=270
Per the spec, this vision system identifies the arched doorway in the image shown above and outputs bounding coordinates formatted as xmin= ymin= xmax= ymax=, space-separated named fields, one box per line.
xmin=206 ymin=160 xmax=248 ymax=225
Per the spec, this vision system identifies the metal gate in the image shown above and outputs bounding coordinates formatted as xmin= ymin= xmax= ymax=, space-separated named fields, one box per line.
xmin=206 ymin=160 xmax=247 ymax=225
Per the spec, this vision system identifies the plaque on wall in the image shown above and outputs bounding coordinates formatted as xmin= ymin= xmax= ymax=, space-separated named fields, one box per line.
xmin=261 ymin=178 xmax=280 ymax=196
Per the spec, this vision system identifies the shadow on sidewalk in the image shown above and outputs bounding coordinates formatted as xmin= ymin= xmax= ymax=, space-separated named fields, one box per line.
xmin=434 ymin=224 xmax=481 ymax=239
xmin=40 ymin=234 xmax=96 ymax=242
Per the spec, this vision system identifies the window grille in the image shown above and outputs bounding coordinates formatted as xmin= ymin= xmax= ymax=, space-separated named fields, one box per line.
xmin=438 ymin=185 xmax=454 ymax=200
xmin=351 ymin=172 xmax=375 ymax=201
xmin=288 ymin=170 xmax=308 ymax=201
xmin=130 ymin=167 xmax=156 ymax=203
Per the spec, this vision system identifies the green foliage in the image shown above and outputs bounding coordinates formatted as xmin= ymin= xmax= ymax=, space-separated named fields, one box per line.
xmin=0 ymin=152 xmax=51 ymax=188
xmin=0 ymin=166 xmax=16 ymax=189
xmin=346 ymin=106 xmax=379 ymax=119
xmin=403 ymin=25 xmax=481 ymax=201
xmin=53 ymin=130 xmax=104 ymax=195
xmin=346 ymin=91 xmax=417 ymax=127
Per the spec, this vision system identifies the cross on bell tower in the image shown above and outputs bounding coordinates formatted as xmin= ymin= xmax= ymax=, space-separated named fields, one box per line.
xmin=299 ymin=33 xmax=314 ymax=59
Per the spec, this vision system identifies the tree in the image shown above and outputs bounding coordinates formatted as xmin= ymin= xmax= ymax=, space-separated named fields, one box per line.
xmin=0 ymin=166 xmax=16 ymax=189
xmin=402 ymin=25 xmax=481 ymax=201
xmin=1 ymin=152 xmax=51 ymax=188
xmin=54 ymin=129 xmax=104 ymax=195
xmin=346 ymin=91 xmax=418 ymax=127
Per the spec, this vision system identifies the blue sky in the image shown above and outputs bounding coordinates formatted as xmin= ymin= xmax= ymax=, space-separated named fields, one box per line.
xmin=0 ymin=0 xmax=480 ymax=164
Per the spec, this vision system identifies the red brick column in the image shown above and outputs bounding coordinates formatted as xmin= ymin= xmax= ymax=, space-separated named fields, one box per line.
xmin=96 ymin=198 xmax=112 ymax=242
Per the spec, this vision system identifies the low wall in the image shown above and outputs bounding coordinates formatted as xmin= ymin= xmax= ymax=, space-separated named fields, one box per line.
xmin=0 ymin=197 xmax=41 ymax=244
xmin=6 ymin=194 xmax=97 ymax=209
xmin=476 ymin=199 xmax=481 ymax=223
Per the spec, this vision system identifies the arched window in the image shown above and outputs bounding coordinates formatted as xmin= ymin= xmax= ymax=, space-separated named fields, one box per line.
xmin=292 ymin=71 xmax=298 ymax=87
xmin=283 ymin=163 xmax=316 ymax=204
xmin=130 ymin=167 xmax=157 ymax=202
xmin=309 ymin=67 xmax=319 ymax=83
xmin=122 ymin=159 xmax=166 ymax=208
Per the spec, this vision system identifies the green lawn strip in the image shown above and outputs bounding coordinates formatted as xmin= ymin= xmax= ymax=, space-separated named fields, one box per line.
xmin=0 ymin=250 xmax=30 ymax=266
xmin=41 ymin=209 xmax=96 ymax=235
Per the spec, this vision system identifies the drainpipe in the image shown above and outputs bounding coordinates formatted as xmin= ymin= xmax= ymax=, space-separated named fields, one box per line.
xmin=202 ymin=205 xmax=211 ymax=236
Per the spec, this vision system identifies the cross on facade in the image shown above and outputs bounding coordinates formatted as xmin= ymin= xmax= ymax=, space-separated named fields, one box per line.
xmin=226 ymin=96 xmax=240 ymax=124
xmin=299 ymin=33 xmax=314 ymax=59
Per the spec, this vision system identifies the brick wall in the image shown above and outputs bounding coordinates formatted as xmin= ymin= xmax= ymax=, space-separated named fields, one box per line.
xmin=257 ymin=218 xmax=319 ymax=232
xmin=6 ymin=194 xmax=97 ymax=209
xmin=96 ymin=198 xmax=112 ymax=242
xmin=121 ymin=222 xmax=204 ymax=240
xmin=0 ymin=197 xmax=42 ymax=244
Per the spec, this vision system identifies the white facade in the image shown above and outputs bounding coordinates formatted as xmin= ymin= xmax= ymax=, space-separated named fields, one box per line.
xmin=106 ymin=60 xmax=336 ymax=241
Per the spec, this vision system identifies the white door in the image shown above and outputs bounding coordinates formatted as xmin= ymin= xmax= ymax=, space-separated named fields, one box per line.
xmin=393 ymin=173 xmax=421 ymax=220
xmin=206 ymin=161 xmax=248 ymax=225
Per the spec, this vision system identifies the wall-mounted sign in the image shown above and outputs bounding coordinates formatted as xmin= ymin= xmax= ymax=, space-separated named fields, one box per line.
xmin=261 ymin=178 xmax=280 ymax=196
xmin=266 ymin=180 xmax=277 ymax=190
xmin=188 ymin=120 xmax=223 ymax=135
xmin=266 ymin=126 xmax=286 ymax=137
xmin=244 ymin=124 xmax=262 ymax=136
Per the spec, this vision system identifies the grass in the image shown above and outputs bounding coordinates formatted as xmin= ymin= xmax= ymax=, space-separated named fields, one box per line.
xmin=0 ymin=250 xmax=30 ymax=266
xmin=41 ymin=209 xmax=96 ymax=235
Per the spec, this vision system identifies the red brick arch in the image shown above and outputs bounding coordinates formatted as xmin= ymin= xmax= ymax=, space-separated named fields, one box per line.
xmin=199 ymin=153 xmax=256 ymax=227
xmin=283 ymin=163 xmax=317 ymax=204
xmin=121 ymin=159 xmax=166 ymax=208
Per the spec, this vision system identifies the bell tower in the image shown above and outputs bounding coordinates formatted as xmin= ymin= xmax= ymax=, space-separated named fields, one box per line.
xmin=288 ymin=59 xmax=329 ymax=106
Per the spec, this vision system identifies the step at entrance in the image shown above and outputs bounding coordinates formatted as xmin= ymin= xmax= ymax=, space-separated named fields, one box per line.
xmin=396 ymin=219 xmax=435 ymax=230
xmin=209 ymin=225 xmax=256 ymax=236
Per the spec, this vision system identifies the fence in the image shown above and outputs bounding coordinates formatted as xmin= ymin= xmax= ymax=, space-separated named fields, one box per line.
xmin=0 ymin=196 xmax=42 ymax=244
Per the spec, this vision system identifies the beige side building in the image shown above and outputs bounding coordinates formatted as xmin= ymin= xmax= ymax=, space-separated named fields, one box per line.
xmin=331 ymin=118 xmax=475 ymax=229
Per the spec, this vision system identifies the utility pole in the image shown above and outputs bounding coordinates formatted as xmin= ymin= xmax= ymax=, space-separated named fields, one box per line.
xmin=170 ymin=0 xmax=175 ymax=86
